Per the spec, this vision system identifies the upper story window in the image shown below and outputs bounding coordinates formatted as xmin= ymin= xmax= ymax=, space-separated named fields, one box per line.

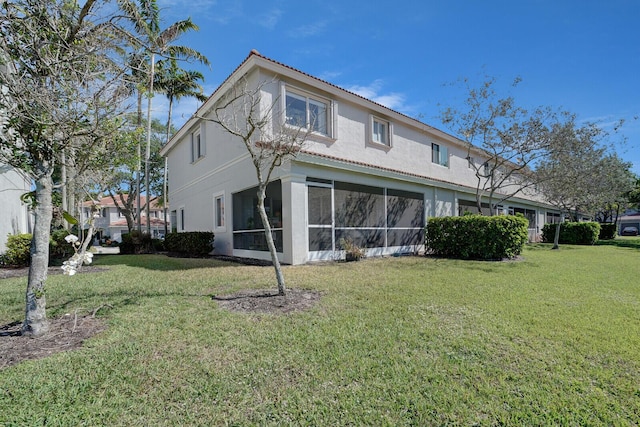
xmin=285 ymin=89 xmax=330 ymax=136
xmin=370 ymin=116 xmax=391 ymax=146
xmin=432 ymin=143 xmax=448 ymax=167
xmin=191 ymin=130 xmax=205 ymax=163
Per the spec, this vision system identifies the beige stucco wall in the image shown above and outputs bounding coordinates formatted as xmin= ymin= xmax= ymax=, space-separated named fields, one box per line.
xmin=163 ymin=62 xmax=556 ymax=264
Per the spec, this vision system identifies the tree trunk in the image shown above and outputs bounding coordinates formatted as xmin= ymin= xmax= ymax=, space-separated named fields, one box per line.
xmin=552 ymin=221 xmax=561 ymax=250
xmin=61 ymin=149 xmax=68 ymax=229
xmin=77 ymin=202 xmax=99 ymax=272
xmin=136 ymin=90 xmax=143 ymax=233
xmin=257 ymin=186 xmax=286 ymax=295
xmin=22 ymin=170 xmax=54 ymax=337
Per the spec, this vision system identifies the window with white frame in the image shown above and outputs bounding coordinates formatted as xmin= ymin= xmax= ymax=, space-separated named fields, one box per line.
xmin=179 ymin=207 xmax=185 ymax=231
xmin=285 ymin=89 xmax=330 ymax=136
xmin=190 ymin=130 xmax=204 ymax=163
xmin=371 ymin=116 xmax=391 ymax=146
xmin=214 ymin=193 xmax=225 ymax=230
xmin=431 ymin=143 xmax=448 ymax=167
xmin=513 ymin=207 xmax=537 ymax=229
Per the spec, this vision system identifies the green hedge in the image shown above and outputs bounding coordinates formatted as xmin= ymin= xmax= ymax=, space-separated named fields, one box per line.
xmin=164 ymin=232 xmax=214 ymax=257
xmin=425 ymin=215 xmax=529 ymax=260
xmin=2 ymin=230 xmax=88 ymax=267
xmin=49 ymin=229 xmax=77 ymax=261
xmin=3 ymin=233 xmax=33 ymax=267
xmin=598 ymin=223 xmax=617 ymax=240
xmin=120 ymin=231 xmax=153 ymax=254
xmin=541 ymin=222 xmax=601 ymax=245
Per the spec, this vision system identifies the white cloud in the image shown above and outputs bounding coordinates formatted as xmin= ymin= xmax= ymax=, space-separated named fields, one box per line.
xmin=345 ymin=79 xmax=407 ymax=111
xmin=288 ymin=20 xmax=328 ymax=38
xmin=258 ymin=8 xmax=283 ymax=30
xmin=149 ymin=84 xmax=215 ymax=131
xmin=318 ymin=70 xmax=342 ymax=81
xmin=157 ymin=0 xmax=236 ymax=24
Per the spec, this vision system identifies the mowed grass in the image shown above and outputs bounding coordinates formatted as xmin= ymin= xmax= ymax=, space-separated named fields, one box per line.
xmin=1 ymin=241 xmax=639 ymax=426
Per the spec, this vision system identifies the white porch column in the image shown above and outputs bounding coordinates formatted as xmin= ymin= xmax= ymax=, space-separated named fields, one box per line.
xmin=280 ymin=173 xmax=308 ymax=265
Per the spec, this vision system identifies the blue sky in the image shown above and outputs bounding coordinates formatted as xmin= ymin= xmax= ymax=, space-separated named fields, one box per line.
xmin=154 ymin=0 xmax=640 ymax=174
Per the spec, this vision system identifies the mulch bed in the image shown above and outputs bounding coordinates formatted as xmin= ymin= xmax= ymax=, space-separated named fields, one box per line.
xmin=0 ymin=310 xmax=108 ymax=369
xmin=0 ymin=266 xmax=108 ymax=280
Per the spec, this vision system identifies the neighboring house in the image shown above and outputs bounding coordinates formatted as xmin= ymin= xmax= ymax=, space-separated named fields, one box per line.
xmin=0 ymin=162 xmax=32 ymax=252
xmin=160 ymin=50 xmax=559 ymax=265
xmin=80 ymin=195 xmax=169 ymax=242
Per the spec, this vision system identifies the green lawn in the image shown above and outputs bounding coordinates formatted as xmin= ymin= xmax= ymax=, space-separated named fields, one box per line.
xmin=1 ymin=241 xmax=639 ymax=425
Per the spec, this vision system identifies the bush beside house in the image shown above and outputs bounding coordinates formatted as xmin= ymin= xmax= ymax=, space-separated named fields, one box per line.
xmin=541 ymin=222 xmax=601 ymax=245
xmin=119 ymin=231 xmax=155 ymax=254
xmin=425 ymin=215 xmax=529 ymax=260
xmin=164 ymin=232 xmax=214 ymax=257
xmin=1 ymin=230 xmax=91 ymax=267
xmin=598 ymin=223 xmax=617 ymax=240
xmin=2 ymin=234 xmax=32 ymax=267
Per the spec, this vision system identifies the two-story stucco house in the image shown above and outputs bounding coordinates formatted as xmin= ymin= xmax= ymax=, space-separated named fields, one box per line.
xmin=160 ymin=51 xmax=558 ymax=265
xmin=0 ymin=162 xmax=32 ymax=252
xmin=81 ymin=195 xmax=169 ymax=243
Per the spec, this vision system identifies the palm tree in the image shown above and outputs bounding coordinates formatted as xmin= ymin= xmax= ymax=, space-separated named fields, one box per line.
xmin=121 ymin=0 xmax=210 ymax=234
xmin=154 ymin=58 xmax=208 ymax=235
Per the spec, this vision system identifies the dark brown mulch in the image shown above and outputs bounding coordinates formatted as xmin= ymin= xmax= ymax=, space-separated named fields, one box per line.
xmin=0 ymin=265 xmax=108 ymax=280
xmin=0 ymin=310 xmax=108 ymax=369
xmin=212 ymin=288 xmax=322 ymax=314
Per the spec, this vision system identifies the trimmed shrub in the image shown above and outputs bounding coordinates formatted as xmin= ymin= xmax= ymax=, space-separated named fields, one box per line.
xmin=4 ymin=233 xmax=32 ymax=267
xmin=49 ymin=229 xmax=76 ymax=262
xmin=151 ymin=238 xmax=165 ymax=252
xmin=120 ymin=231 xmax=154 ymax=254
xmin=3 ymin=230 xmax=97 ymax=267
xmin=425 ymin=215 xmax=529 ymax=260
xmin=164 ymin=232 xmax=214 ymax=257
xmin=598 ymin=223 xmax=617 ymax=240
xmin=541 ymin=222 xmax=601 ymax=245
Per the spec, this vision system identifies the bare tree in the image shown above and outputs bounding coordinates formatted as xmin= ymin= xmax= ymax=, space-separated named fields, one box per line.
xmin=440 ymin=76 xmax=565 ymax=214
xmin=200 ymin=79 xmax=310 ymax=295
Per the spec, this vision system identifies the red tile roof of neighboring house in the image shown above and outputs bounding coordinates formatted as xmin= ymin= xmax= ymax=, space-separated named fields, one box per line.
xmin=82 ymin=195 xmax=164 ymax=210
xmin=110 ymin=217 xmax=167 ymax=227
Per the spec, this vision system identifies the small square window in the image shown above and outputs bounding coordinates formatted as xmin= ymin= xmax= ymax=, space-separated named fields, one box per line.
xmin=432 ymin=143 xmax=448 ymax=167
xmin=371 ymin=116 xmax=390 ymax=146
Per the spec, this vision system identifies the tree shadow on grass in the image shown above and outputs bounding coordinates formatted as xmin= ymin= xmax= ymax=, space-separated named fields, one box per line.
xmin=596 ymin=237 xmax=640 ymax=251
xmin=92 ymin=253 xmax=273 ymax=272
